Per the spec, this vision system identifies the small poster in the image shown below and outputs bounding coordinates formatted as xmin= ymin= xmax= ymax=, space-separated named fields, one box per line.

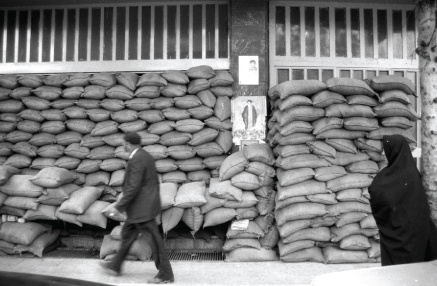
xmin=231 ymin=96 xmax=267 ymax=146
xmin=238 ymin=56 xmax=259 ymax=85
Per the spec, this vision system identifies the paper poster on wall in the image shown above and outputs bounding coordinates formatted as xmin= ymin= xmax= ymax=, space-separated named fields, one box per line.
xmin=231 ymin=96 xmax=266 ymax=146
xmin=238 ymin=56 xmax=259 ymax=85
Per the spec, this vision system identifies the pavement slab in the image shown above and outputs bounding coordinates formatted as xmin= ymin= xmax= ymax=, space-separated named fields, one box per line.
xmin=0 ymin=257 xmax=380 ymax=285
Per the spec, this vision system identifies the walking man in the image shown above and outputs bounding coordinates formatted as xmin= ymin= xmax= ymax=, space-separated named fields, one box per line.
xmin=100 ymin=132 xmax=174 ymax=284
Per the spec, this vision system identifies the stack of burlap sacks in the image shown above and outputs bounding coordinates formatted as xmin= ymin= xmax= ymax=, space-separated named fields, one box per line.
xmin=0 ymin=66 xmax=233 ymax=203
xmin=0 ymin=66 xmax=235 ymax=258
xmin=210 ymin=143 xmax=279 ymax=262
xmin=267 ymin=75 xmax=418 ymax=263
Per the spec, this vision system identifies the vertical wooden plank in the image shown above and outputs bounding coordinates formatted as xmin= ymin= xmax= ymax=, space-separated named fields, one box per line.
xmin=74 ymin=8 xmax=79 ymax=62
xmin=285 ymin=5 xmax=290 ymax=57
xmin=38 ymin=10 xmax=43 ymax=63
xmin=300 ymin=6 xmax=305 ymax=57
xmin=112 ymin=7 xmax=116 ymax=61
xmin=26 ymin=10 xmax=31 ymax=63
xmin=137 ymin=6 xmax=141 ymax=60
xmin=62 ymin=9 xmax=67 ymax=62
xmin=176 ymin=5 xmax=180 ymax=60
xmin=125 ymin=7 xmax=129 ymax=61
xmin=387 ymin=8 xmax=393 ymax=60
xmin=50 ymin=9 xmax=55 ymax=62
xmin=1 ymin=11 xmax=6 ymax=63
xmin=99 ymin=7 xmax=103 ymax=61
xmin=202 ymin=4 xmax=206 ymax=59
xmin=373 ymin=9 xmax=377 ymax=59
xmin=315 ymin=6 xmax=320 ymax=58
xmin=214 ymin=3 xmax=219 ymax=59
xmin=346 ymin=7 xmax=351 ymax=58
xmin=14 ymin=9 xmax=19 ymax=63
xmin=189 ymin=4 xmax=193 ymax=59
xmin=87 ymin=8 xmax=91 ymax=61
xmin=329 ymin=6 xmax=335 ymax=59
xmin=402 ymin=9 xmax=407 ymax=59
xmin=150 ymin=5 xmax=155 ymax=60
xmin=360 ymin=8 xmax=365 ymax=59
xmin=269 ymin=1 xmax=277 ymax=85
xmin=163 ymin=5 xmax=168 ymax=60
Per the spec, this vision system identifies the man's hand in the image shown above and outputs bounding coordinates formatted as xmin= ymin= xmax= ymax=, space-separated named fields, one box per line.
xmin=102 ymin=205 xmax=119 ymax=217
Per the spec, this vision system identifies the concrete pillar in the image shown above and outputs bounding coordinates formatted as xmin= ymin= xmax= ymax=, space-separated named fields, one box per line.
xmin=229 ymin=0 xmax=269 ymax=97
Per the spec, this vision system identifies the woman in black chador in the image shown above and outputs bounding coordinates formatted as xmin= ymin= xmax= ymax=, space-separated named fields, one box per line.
xmin=369 ymin=134 xmax=437 ymax=266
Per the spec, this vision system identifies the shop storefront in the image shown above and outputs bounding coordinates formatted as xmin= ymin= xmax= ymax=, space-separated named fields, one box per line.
xmin=0 ymin=0 xmax=422 ymax=262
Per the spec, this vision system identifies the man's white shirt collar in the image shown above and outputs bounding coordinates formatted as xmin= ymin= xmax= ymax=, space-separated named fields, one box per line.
xmin=129 ymin=148 xmax=140 ymax=159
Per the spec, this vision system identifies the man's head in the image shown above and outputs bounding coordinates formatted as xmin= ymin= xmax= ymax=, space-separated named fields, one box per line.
xmin=247 ymin=100 xmax=252 ymax=105
xmin=250 ymin=60 xmax=256 ymax=66
xmin=123 ymin=132 xmax=141 ymax=153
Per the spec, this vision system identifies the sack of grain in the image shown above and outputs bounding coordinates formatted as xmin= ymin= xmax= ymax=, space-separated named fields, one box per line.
xmin=343 ymin=117 xmax=379 ymax=131
xmin=323 ymin=246 xmax=377 ymax=263
xmin=367 ymin=75 xmax=416 ymax=96
xmin=277 ymin=180 xmax=329 ymax=201
xmin=161 ymin=207 xmax=184 ymax=234
xmin=225 ymin=247 xmax=278 ymax=262
xmin=193 ymin=142 xmax=224 ymax=158
xmin=30 ymin=157 xmax=56 ymax=169
xmin=307 ymin=141 xmax=336 ymax=158
xmin=224 ymin=191 xmax=258 ymax=208
xmin=268 ymin=80 xmax=326 ymax=99
xmin=3 ymin=196 xmax=39 ymax=211
xmin=367 ymin=127 xmax=416 ymax=143
xmin=335 ymin=212 xmax=368 ymax=228
xmin=187 ymin=106 xmax=215 ymax=120
xmin=36 ymin=183 xmax=81 ymax=206
xmin=0 ymin=222 xmax=48 ymax=246
xmin=159 ymin=131 xmax=191 ymax=146
xmin=325 ymin=77 xmax=378 ymax=97
xmin=204 ymin=117 xmax=232 ymax=130
xmin=138 ymin=110 xmax=165 ymax=123
xmin=325 ymin=138 xmax=357 ymax=154
xmin=58 ymin=186 xmax=103 ymax=215
xmin=325 ymin=104 xmax=376 ymax=118
xmin=30 ymin=167 xmax=76 ymax=188
xmin=0 ymin=99 xmax=25 ymax=113
xmin=283 ymin=227 xmax=331 ymax=244
xmin=379 ymin=89 xmax=411 ymax=104
xmin=245 ymin=161 xmax=276 ymax=178
xmin=174 ymin=181 xmax=207 ymax=208
xmin=327 ymin=203 xmax=372 ymax=218
xmin=273 ymin=144 xmax=310 ymax=157
xmin=223 ymin=238 xmax=261 ymax=252
xmin=115 ymin=72 xmax=139 ymax=90
xmin=0 ymin=74 xmax=18 ymax=89
xmin=209 ymin=178 xmax=243 ymax=201
xmin=197 ymin=90 xmax=216 ymax=108
xmin=0 ymin=175 xmax=44 ymax=197
xmin=347 ymin=94 xmax=379 ymax=106
xmin=85 ymin=171 xmax=110 ymax=186
xmin=203 ymin=155 xmax=227 ymax=170
xmin=275 ymin=203 xmax=329 ymax=226
xmin=182 ymin=207 xmax=204 ymax=235
xmin=161 ymin=70 xmax=189 ymax=85
xmin=275 ymin=154 xmax=330 ymax=170
xmin=219 ymin=151 xmax=248 ymax=180
xmin=6 ymin=130 xmax=34 ymax=143
xmin=313 ymin=166 xmax=347 ymax=182
xmin=0 ymin=165 xmax=21 ymax=185
xmin=316 ymin=129 xmax=366 ymax=140
xmin=65 ymin=143 xmax=90 ymax=159
xmin=186 ymin=65 xmax=215 ymax=79
xmin=100 ymin=98 xmax=125 ymax=111
xmin=277 ymin=95 xmax=313 ymax=111
xmin=76 ymin=159 xmax=102 ymax=173
xmin=380 ymin=116 xmax=414 ymax=129
xmin=176 ymin=157 xmax=205 ymax=172
xmin=209 ymin=70 xmax=234 ymax=87
xmin=312 ymin=90 xmax=347 ymax=108
xmin=37 ymin=144 xmax=65 ymax=158
xmin=280 ymin=246 xmax=325 ymax=263
xmin=280 ymin=106 xmax=325 ymax=126
xmin=277 ymin=168 xmax=315 ymax=186
xmin=203 ymin=207 xmax=236 ymax=227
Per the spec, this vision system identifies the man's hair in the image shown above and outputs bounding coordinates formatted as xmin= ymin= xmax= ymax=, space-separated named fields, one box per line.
xmin=123 ymin=132 xmax=141 ymax=145
xmin=247 ymin=100 xmax=252 ymax=103
xmin=250 ymin=60 xmax=256 ymax=64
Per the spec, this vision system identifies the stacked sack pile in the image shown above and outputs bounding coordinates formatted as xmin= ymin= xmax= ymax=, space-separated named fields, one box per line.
xmin=211 ymin=143 xmax=279 ymax=262
xmin=0 ymin=66 xmax=233 ymax=204
xmin=0 ymin=66 xmax=235 ymax=256
xmin=267 ymin=75 xmax=418 ymax=263
xmin=0 ymin=167 xmax=79 ymax=256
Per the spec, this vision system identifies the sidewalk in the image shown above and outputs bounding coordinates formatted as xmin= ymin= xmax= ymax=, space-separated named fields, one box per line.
xmin=0 ymin=257 xmax=379 ymax=285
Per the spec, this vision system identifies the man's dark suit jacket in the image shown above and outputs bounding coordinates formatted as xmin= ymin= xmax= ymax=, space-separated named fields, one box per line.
xmin=115 ymin=148 xmax=161 ymax=223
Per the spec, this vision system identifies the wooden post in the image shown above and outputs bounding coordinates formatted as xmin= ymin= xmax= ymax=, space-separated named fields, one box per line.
xmin=416 ymin=0 xmax=437 ymax=223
